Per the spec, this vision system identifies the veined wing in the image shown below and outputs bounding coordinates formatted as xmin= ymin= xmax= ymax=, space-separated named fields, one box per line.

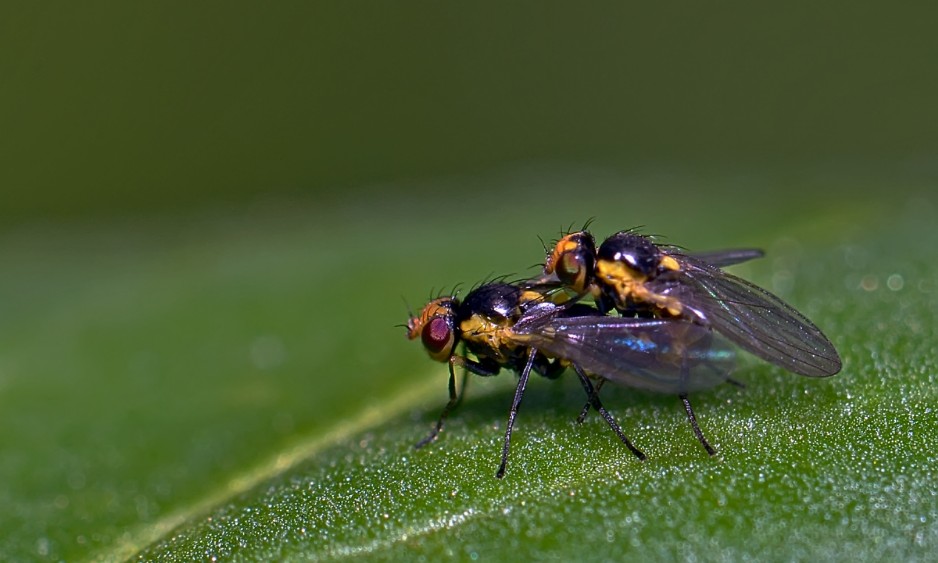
xmin=511 ymin=311 xmax=736 ymax=394
xmin=658 ymin=253 xmax=841 ymax=377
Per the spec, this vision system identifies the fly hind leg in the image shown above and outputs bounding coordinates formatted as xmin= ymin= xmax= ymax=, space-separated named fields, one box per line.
xmin=573 ymin=365 xmax=645 ymax=461
xmin=679 ymin=393 xmax=716 ymax=456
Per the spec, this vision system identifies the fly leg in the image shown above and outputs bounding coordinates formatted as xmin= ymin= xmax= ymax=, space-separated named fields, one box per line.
xmin=575 ymin=378 xmax=606 ymax=424
xmin=573 ymin=365 xmax=645 ymax=461
xmin=679 ymin=394 xmax=716 ymax=456
xmin=725 ymin=377 xmax=746 ymax=388
xmin=415 ymin=355 xmax=496 ymax=449
xmin=535 ymin=357 xmax=603 ymax=424
xmin=496 ymin=348 xmax=537 ymax=478
xmin=678 ymin=347 xmax=717 ymax=455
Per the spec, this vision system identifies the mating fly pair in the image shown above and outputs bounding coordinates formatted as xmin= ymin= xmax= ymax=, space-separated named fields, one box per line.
xmin=406 ymin=228 xmax=841 ymax=478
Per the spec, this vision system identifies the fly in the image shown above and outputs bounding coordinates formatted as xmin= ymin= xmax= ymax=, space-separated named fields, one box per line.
xmin=537 ymin=229 xmax=841 ymax=377
xmin=406 ymin=282 xmax=736 ymax=477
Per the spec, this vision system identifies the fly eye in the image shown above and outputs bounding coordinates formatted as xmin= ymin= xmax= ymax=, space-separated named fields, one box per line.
xmin=422 ymin=317 xmax=455 ymax=360
xmin=546 ymin=232 xmax=596 ymax=292
xmin=557 ymin=252 xmax=584 ymax=285
xmin=556 ymin=250 xmax=593 ymax=293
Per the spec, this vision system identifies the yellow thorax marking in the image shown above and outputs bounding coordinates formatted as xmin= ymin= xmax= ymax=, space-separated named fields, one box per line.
xmin=460 ymin=314 xmax=516 ymax=360
xmin=520 ymin=290 xmax=545 ymax=304
xmin=660 ymin=255 xmax=681 ymax=271
xmin=596 ymin=258 xmax=684 ymax=316
xmin=596 ymin=259 xmax=645 ymax=294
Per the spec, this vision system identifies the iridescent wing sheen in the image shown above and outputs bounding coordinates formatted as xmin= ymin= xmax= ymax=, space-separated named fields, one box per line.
xmin=510 ymin=309 xmax=736 ymax=394
xmin=655 ymin=253 xmax=841 ymax=377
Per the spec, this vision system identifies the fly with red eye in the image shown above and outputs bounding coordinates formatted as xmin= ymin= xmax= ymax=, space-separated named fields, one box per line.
xmin=406 ymin=281 xmax=737 ymax=478
xmin=406 ymin=283 xmax=643 ymax=477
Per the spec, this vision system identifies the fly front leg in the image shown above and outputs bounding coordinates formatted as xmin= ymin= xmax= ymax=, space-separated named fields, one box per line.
xmin=415 ymin=354 xmax=499 ymax=449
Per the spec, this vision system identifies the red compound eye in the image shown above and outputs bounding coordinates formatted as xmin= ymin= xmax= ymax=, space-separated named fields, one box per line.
xmin=421 ymin=317 xmax=454 ymax=360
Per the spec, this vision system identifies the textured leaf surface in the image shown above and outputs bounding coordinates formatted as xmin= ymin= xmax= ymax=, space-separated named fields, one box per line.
xmin=1 ymin=175 xmax=935 ymax=561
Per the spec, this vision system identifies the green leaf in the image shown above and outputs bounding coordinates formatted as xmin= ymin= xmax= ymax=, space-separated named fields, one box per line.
xmin=2 ymin=174 xmax=935 ymax=561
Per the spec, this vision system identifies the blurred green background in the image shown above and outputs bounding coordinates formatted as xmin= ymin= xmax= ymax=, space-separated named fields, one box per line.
xmin=3 ymin=2 xmax=936 ymax=222
xmin=2 ymin=2 xmax=937 ymax=561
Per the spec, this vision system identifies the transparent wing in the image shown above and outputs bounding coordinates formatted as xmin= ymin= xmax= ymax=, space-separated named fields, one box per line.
xmin=656 ymin=254 xmax=841 ymax=377
xmin=687 ymin=248 xmax=764 ymax=267
xmin=511 ymin=311 xmax=736 ymax=394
